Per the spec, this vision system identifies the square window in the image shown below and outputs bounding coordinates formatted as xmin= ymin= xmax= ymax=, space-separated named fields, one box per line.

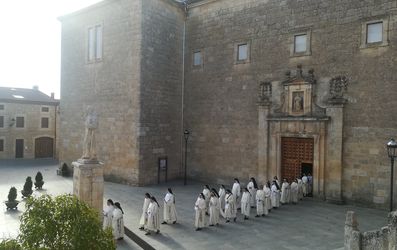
xmin=367 ymin=22 xmax=383 ymax=44
xmin=0 ymin=116 xmax=3 ymax=128
xmin=41 ymin=117 xmax=49 ymax=129
xmin=16 ymin=117 xmax=24 ymax=128
xmin=193 ymin=51 xmax=202 ymax=66
xmin=41 ymin=107 xmax=49 ymax=112
xmin=237 ymin=44 xmax=248 ymax=61
xmin=0 ymin=139 xmax=3 ymax=152
xmin=294 ymin=34 xmax=307 ymax=53
xmin=0 ymin=104 xmax=4 ymax=110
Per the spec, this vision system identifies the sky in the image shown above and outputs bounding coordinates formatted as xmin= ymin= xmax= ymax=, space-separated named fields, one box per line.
xmin=0 ymin=0 xmax=103 ymax=99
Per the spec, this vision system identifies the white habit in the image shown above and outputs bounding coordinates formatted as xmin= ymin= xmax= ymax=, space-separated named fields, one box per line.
xmin=247 ymin=181 xmax=257 ymax=207
xmin=241 ymin=191 xmax=251 ymax=217
xmin=290 ymin=181 xmax=299 ymax=203
xmin=146 ymin=202 xmax=160 ymax=232
xmin=163 ymin=192 xmax=177 ymax=223
xmin=302 ymin=175 xmax=308 ymax=196
xmin=224 ymin=193 xmax=235 ymax=220
xmin=139 ymin=198 xmax=150 ymax=227
xmin=219 ymin=187 xmax=226 ymax=210
xmin=256 ymin=189 xmax=267 ymax=216
xmin=263 ymin=186 xmax=272 ymax=211
xmin=194 ymin=197 xmax=206 ymax=229
xmin=232 ymin=182 xmax=241 ymax=209
xmin=280 ymin=182 xmax=290 ymax=204
xmin=209 ymin=196 xmax=220 ymax=225
xmin=103 ymin=204 xmax=114 ymax=229
xmin=203 ymin=188 xmax=211 ymax=212
xmin=112 ymin=208 xmax=124 ymax=239
xmin=271 ymin=184 xmax=280 ymax=208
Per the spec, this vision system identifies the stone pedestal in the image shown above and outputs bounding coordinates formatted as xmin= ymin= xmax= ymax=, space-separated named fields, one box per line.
xmin=72 ymin=160 xmax=104 ymax=216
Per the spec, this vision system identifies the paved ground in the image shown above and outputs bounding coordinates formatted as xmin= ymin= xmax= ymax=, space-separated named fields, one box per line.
xmin=0 ymin=159 xmax=390 ymax=250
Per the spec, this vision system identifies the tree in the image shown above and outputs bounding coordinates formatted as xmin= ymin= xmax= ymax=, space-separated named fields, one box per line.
xmin=19 ymin=194 xmax=115 ymax=250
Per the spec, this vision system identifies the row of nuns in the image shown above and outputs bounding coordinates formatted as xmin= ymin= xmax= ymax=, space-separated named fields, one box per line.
xmin=138 ymin=189 xmax=177 ymax=235
xmin=194 ymin=176 xmax=308 ymax=230
xmin=103 ymin=200 xmax=125 ymax=240
xmin=136 ymin=176 xmax=308 ymax=234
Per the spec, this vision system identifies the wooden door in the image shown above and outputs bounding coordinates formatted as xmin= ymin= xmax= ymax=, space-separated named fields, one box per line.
xmin=35 ymin=137 xmax=54 ymax=158
xmin=15 ymin=139 xmax=24 ymax=158
xmin=281 ymin=137 xmax=313 ymax=182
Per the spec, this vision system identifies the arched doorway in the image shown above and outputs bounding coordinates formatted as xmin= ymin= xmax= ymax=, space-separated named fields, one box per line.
xmin=35 ymin=137 xmax=54 ymax=158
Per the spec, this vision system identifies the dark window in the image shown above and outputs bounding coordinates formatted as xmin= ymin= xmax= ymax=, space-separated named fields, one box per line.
xmin=0 ymin=139 xmax=3 ymax=152
xmin=16 ymin=117 xmax=24 ymax=128
xmin=41 ymin=117 xmax=49 ymax=128
xmin=41 ymin=107 xmax=49 ymax=112
xmin=0 ymin=104 xmax=4 ymax=110
xmin=0 ymin=116 xmax=3 ymax=128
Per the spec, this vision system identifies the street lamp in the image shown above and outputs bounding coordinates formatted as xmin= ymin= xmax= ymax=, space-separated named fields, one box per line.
xmin=387 ymin=138 xmax=397 ymax=212
xmin=184 ymin=130 xmax=190 ymax=185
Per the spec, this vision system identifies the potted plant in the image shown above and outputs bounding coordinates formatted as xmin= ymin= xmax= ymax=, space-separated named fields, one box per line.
xmin=34 ymin=171 xmax=44 ymax=190
xmin=21 ymin=176 xmax=33 ymax=198
xmin=5 ymin=187 xmax=19 ymax=210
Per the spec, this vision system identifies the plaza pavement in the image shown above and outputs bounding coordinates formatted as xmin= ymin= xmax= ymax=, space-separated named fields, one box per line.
xmin=0 ymin=159 xmax=390 ymax=250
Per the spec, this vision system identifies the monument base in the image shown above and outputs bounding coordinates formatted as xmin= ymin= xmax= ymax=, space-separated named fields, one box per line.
xmin=72 ymin=160 xmax=104 ymax=216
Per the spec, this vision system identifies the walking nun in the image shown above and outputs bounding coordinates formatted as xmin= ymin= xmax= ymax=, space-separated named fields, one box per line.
xmin=264 ymin=181 xmax=272 ymax=212
xmin=232 ymin=178 xmax=241 ymax=210
xmin=103 ymin=199 xmax=115 ymax=230
xmin=280 ymin=178 xmax=290 ymax=204
xmin=209 ymin=190 xmax=220 ymax=226
xmin=290 ymin=179 xmax=299 ymax=204
xmin=112 ymin=202 xmax=124 ymax=240
xmin=224 ymin=189 xmax=236 ymax=222
xmin=241 ymin=188 xmax=251 ymax=220
xmin=256 ymin=185 xmax=267 ymax=217
xmin=162 ymin=188 xmax=177 ymax=224
xmin=139 ymin=193 xmax=151 ymax=230
xmin=271 ymin=180 xmax=281 ymax=208
xmin=247 ymin=177 xmax=258 ymax=208
xmin=202 ymin=185 xmax=211 ymax=215
xmin=194 ymin=193 xmax=206 ymax=231
xmin=218 ymin=185 xmax=226 ymax=210
xmin=145 ymin=197 xmax=160 ymax=235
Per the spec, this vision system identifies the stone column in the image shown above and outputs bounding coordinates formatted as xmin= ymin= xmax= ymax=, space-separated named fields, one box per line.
xmin=257 ymin=101 xmax=271 ymax=184
xmin=344 ymin=211 xmax=361 ymax=250
xmin=325 ymin=98 xmax=346 ymax=204
xmin=72 ymin=160 xmax=104 ymax=216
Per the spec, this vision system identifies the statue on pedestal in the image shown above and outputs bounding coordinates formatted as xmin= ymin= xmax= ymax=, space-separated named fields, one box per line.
xmin=81 ymin=106 xmax=98 ymax=161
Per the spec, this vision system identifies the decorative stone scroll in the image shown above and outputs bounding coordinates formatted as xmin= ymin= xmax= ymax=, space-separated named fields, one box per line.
xmin=258 ymin=81 xmax=272 ymax=105
xmin=329 ymin=75 xmax=349 ymax=99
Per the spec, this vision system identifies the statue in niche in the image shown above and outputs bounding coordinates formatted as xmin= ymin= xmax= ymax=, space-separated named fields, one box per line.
xmin=292 ymin=91 xmax=304 ymax=112
xmin=82 ymin=106 xmax=98 ymax=161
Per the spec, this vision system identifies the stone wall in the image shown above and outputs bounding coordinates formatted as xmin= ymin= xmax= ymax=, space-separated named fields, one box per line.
xmin=139 ymin=0 xmax=185 ymax=185
xmin=0 ymin=102 xmax=57 ymax=159
xmin=59 ymin=0 xmax=142 ymax=184
xmin=344 ymin=210 xmax=397 ymax=250
xmin=184 ymin=0 xmax=397 ymax=207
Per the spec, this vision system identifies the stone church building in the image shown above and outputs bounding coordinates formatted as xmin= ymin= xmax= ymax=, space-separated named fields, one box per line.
xmin=59 ymin=0 xmax=397 ymax=208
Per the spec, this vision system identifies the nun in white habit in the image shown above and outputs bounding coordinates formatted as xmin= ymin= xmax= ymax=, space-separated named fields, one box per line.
xmin=256 ymin=185 xmax=267 ymax=217
xmin=290 ymin=179 xmax=299 ymax=204
xmin=241 ymin=188 xmax=251 ymax=220
xmin=202 ymin=185 xmax=211 ymax=215
xmin=194 ymin=193 xmax=206 ymax=230
xmin=224 ymin=189 xmax=236 ymax=222
xmin=145 ymin=197 xmax=160 ymax=235
xmin=271 ymin=181 xmax=281 ymax=208
xmin=280 ymin=179 xmax=291 ymax=204
xmin=218 ymin=185 xmax=226 ymax=211
xmin=103 ymin=199 xmax=114 ymax=230
xmin=112 ymin=202 xmax=125 ymax=240
xmin=232 ymin=178 xmax=241 ymax=210
xmin=263 ymin=182 xmax=272 ymax=212
xmin=162 ymin=188 xmax=177 ymax=224
xmin=247 ymin=177 xmax=258 ymax=208
xmin=209 ymin=190 xmax=220 ymax=226
xmin=139 ymin=193 xmax=151 ymax=230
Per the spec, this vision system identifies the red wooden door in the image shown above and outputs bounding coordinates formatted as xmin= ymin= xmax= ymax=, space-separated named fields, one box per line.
xmin=281 ymin=137 xmax=313 ymax=182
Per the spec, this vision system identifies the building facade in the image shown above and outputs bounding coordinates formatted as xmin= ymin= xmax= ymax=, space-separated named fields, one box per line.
xmin=59 ymin=0 xmax=397 ymax=208
xmin=0 ymin=87 xmax=59 ymax=159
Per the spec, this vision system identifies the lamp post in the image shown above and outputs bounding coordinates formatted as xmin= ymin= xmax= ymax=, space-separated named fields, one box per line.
xmin=184 ymin=130 xmax=190 ymax=185
xmin=387 ymin=138 xmax=397 ymax=212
